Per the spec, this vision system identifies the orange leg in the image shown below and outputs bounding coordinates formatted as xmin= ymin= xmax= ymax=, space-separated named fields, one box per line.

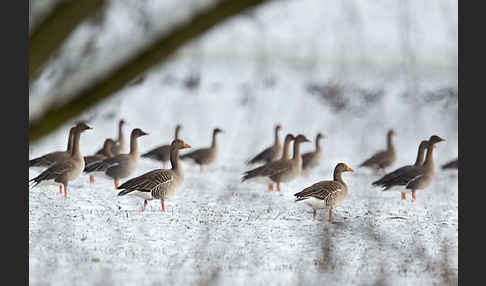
xmin=328 ymin=208 xmax=333 ymax=223
xmin=411 ymin=191 xmax=416 ymax=202
xmin=59 ymin=185 xmax=63 ymax=195
xmin=276 ymin=183 xmax=281 ymax=192
xmin=401 ymin=192 xmax=406 ymax=200
xmin=64 ymin=185 xmax=68 ymax=198
xmin=268 ymin=184 xmax=274 ymax=191
xmin=200 ymin=165 xmax=204 ymax=172
xmin=313 ymin=209 xmax=317 ymax=221
xmin=142 ymin=200 xmax=147 ymax=212
xmin=89 ymin=176 xmax=94 ymax=183
xmin=114 ymin=179 xmax=119 ymax=189
xmin=161 ymin=200 xmax=166 ymax=213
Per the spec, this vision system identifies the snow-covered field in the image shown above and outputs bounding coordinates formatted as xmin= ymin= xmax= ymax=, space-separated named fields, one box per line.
xmin=29 ymin=60 xmax=457 ymax=285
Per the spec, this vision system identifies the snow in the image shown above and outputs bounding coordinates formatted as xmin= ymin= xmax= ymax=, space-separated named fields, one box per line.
xmin=29 ymin=60 xmax=457 ymax=285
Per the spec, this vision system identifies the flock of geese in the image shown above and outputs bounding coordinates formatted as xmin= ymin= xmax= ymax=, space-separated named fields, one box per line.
xmin=29 ymin=120 xmax=457 ymax=223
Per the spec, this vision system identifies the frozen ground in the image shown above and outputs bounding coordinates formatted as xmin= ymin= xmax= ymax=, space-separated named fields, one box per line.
xmin=29 ymin=61 xmax=457 ymax=285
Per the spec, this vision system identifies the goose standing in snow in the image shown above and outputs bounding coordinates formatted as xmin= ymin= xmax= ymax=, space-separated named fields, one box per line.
xmin=301 ymin=133 xmax=325 ymax=176
xmin=294 ymin=163 xmax=354 ymax=222
xmin=117 ymin=139 xmax=191 ymax=212
xmin=241 ymin=134 xmax=310 ymax=192
xmin=95 ymin=119 xmax=126 ymax=156
xmin=142 ymin=124 xmax=182 ymax=168
xmin=29 ymin=126 xmax=76 ymax=168
xmin=375 ymin=135 xmax=445 ymax=202
xmin=243 ymin=134 xmax=294 ymax=191
xmin=359 ymin=129 xmax=396 ymax=174
xmin=180 ymin=128 xmax=223 ymax=172
xmin=29 ymin=123 xmax=92 ymax=198
xmin=84 ymin=128 xmax=148 ymax=189
xmin=372 ymin=140 xmax=428 ymax=200
xmin=247 ymin=124 xmax=282 ymax=165
xmin=83 ymin=138 xmax=115 ymax=183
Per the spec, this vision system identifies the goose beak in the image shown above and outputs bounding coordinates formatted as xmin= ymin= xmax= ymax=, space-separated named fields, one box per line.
xmin=183 ymin=143 xmax=192 ymax=148
xmin=142 ymin=132 xmax=149 ymax=136
xmin=346 ymin=166 xmax=354 ymax=172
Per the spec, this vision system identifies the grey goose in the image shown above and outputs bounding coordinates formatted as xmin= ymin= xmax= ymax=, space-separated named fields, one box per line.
xmin=359 ymin=129 xmax=396 ymax=173
xmin=29 ymin=126 xmax=76 ymax=168
xmin=118 ymin=139 xmax=191 ymax=212
xmin=29 ymin=123 xmax=92 ymax=198
xmin=241 ymin=134 xmax=311 ymax=192
xmin=247 ymin=124 xmax=282 ymax=165
xmin=142 ymin=124 xmax=182 ymax=168
xmin=84 ymin=128 xmax=148 ymax=189
xmin=180 ymin=128 xmax=223 ymax=172
xmin=294 ymin=163 xmax=354 ymax=222
xmin=372 ymin=140 xmax=428 ymax=200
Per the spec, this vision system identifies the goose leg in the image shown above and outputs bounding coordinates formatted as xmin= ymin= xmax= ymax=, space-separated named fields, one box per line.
xmin=411 ymin=191 xmax=416 ymax=202
xmin=401 ymin=192 xmax=406 ymax=200
xmin=63 ymin=185 xmax=68 ymax=198
xmin=89 ymin=176 xmax=95 ymax=183
xmin=200 ymin=165 xmax=203 ymax=172
xmin=313 ymin=209 xmax=317 ymax=221
xmin=142 ymin=200 xmax=147 ymax=212
xmin=114 ymin=179 xmax=119 ymax=189
xmin=328 ymin=208 xmax=333 ymax=223
xmin=268 ymin=184 xmax=273 ymax=191
xmin=276 ymin=183 xmax=281 ymax=192
xmin=59 ymin=185 xmax=63 ymax=195
xmin=161 ymin=200 xmax=166 ymax=213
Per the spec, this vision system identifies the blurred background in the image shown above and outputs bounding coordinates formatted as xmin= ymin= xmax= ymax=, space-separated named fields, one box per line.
xmin=29 ymin=0 xmax=458 ymax=285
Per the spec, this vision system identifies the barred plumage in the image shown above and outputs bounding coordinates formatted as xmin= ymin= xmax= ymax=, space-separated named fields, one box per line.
xmin=117 ymin=139 xmax=191 ymax=213
xmin=294 ymin=163 xmax=353 ymax=222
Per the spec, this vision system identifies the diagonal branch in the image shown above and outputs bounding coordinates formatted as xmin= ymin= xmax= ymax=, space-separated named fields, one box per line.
xmin=29 ymin=0 xmax=270 ymax=143
xmin=30 ymin=0 xmax=105 ymax=82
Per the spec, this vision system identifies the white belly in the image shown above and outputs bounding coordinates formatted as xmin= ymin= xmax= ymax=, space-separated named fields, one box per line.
xmin=300 ymin=197 xmax=327 ymax=209
xmin=130 ymin=191 xmax=154 ymax=200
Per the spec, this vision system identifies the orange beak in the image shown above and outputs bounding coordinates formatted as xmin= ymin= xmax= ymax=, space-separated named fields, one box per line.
xmin=183 ymin=143 xmax=192 ymax=148
xmin=346 ymin=166 xmax=354 ymax=172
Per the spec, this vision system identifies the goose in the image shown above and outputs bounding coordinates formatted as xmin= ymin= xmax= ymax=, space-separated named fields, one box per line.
xmin=376 ymin=135 xmax=445 ymax=202
xmin=294 ymin=163 xmax=354 ymax=223
xmin=142 ymin=124 xmax=182 ymax=168
xmin=359 ymin=129 xmax=396 ymax=173
xmin=244 ymin=134 xmax=294 ymax=191
xmin=372 ymin=140 xmax=428 ymax=200
xmin=117 ymin=139 xmax=191 ymax=212
xmin=29 ymin=123 xmax=92 ymax=198
xmin=29 ymin=126 xmax=75 ymax=168
xmin=94 ymin=119 xmax=126 ymax=156
xmin=241 ymin=134 xmax=310 ymax=191
xmin=302 ymin=133 xmax=325 ymax=176
xmin=84 ymin=128 xmax=148 ymax=189
xmin=180 ymin=128 xmax=223 ymax=172
xmin=247 ymin=124 xmax=282 ymax=165
xmin=83 ymin=138 xmax=115 ymax=183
